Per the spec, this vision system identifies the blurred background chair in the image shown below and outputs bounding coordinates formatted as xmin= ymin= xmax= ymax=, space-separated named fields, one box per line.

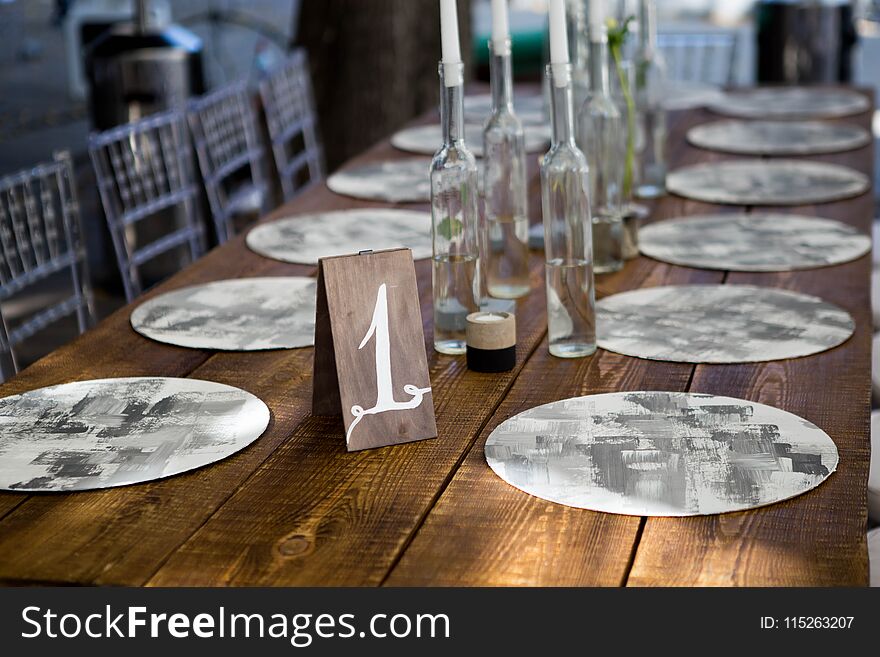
xmin=657 ymin=31 xmax=738 ymax=86
xmin=0 ymin=151 xmax=94 ymax=381
xmin=89 ymin=109 xmax=206 ymax=302
xmin=259 ymin=49 xmax=324 ymax=202
xmin=187 ymin=79 xmax=269 ymax=243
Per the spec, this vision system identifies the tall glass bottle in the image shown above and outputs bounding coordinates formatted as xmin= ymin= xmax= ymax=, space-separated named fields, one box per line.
xmin=577 ymin=24 xmax=624 ymax=273
xmin=483 ymin=38 xmax=530 ymax=300
xmin=431 ymin=61 xmax=481 ymax=355
xmin=634 ymin=0 xmax=667 ymax=198
xmin=541 ymin=62 xmax=597 ymax=359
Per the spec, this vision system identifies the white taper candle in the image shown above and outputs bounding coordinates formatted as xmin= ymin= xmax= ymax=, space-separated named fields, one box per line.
xmin=589 ymin=0 xmax=606 ymax=33
xmin=548 ymin=0 xmax=570 ymax=86
xmin=440 ymin=0 xmax=462 ymax=64
xmin=491 ymin=0 xmax=511 ymax=53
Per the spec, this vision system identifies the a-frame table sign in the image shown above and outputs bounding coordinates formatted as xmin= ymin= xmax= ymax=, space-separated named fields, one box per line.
xmin=312 ymin=248 xmax=437 ymax=451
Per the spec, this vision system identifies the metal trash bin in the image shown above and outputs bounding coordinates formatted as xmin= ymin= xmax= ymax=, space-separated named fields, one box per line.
xmin=756 ymin=0 xmax=858 ymax=84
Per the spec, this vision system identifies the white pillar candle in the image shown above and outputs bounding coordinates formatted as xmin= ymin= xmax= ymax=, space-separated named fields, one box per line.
xmin=491 ymin=0 xmax=511 ymax=53
xmin=589 ymin=0 xmax=606 ymax=33
xmin=440 ymin=0 xmax=462 ymax=64
xmin=548 ymin=0 xmax=570 ymax=86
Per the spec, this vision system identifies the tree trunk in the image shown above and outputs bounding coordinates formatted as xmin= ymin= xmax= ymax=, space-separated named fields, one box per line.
xmin=294 ymin=0 xmax=472 ymax=172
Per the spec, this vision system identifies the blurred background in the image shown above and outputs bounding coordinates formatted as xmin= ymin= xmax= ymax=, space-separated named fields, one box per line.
xmin=0 ymin=0 xmax=879 ymax=368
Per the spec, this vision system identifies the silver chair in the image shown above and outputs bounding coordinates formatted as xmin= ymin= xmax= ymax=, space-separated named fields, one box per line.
xmin=187 ymin=80 xmax=269 ymax=243
xmin=658 ymin=31 xmax=738 ymax=87
xmin=89 ymin=109 xmax=207 ymax=301
xmin=0 ymin=152 xmax=95 ymax=381
xmin=259 ymin=49 xmax=325 ymax=202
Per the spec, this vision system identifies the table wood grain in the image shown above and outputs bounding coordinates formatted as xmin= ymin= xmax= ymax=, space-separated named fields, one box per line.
xmin=0 ymin=91 xmax=873 ymax=587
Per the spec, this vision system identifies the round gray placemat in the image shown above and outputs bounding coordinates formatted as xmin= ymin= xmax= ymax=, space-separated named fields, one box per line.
xmin=391 ymin=123 xmax=550 ymax=156
xmin=687 ymin=120 xmax=871 ymax=156
xmin=464 ymin=93 xmax=546 ymax=126
xmin=485 ymin=391 xmax=838 ymax=516
xmin=709 ymin=87 xmax=869 ymax=119
xmin=246 ymin=209 xmax=433 ymax=265
xmin=596 ymin=284 xmax=854 ymax=363
xmin=639 ymin=213 xmax=871 ymax=272
xmin=0 ymin=377 xmax=270 ymax=492
xmin=666 ymin=159 xmax=869 ymax=206
xmin=131 ymin=277 xmax=316 ymax=350
xmin=327 ymin=159 xmax=431 ymax=203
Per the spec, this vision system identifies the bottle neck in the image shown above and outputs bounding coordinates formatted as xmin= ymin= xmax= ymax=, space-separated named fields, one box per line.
xmin=439 ymin=62 xmax=465 ymax=145
xmin=489 ymin=40 xmax=514 ymax=113
xmin=547 ymin=64 xmax=574 ymax=147
xmin=589 ymin=36 xmax=611 ymax=94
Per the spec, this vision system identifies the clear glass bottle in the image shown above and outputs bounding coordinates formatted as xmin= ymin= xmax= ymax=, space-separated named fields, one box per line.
xmin=634 ymin=0 xmax=667 ymax=198
xmin=541 ymin=62 xmax=597 ymax=359
xmin=431 ymin=61 xmax=481 ymax=355
xmin=577 ymin=26 xmax=624 ymax=274
xmin=483 ymin=38 xmax=530 ymax=300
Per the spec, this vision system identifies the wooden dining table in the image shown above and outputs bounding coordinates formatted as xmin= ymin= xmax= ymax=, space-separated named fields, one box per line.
xmin=0 ymin=86 xmax=873 ymax=587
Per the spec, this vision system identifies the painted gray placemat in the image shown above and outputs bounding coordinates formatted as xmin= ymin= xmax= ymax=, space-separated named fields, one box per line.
xmin=596 ymin=285 xmax=854 ymax=363
xmin=485 ymin=391 xmax=838 ymax=516
xmin=464 ymin=93 xmax=546 ymax=126
xmin=709 ymin=87 xmax=869 ymax=119
xmin=0 ymin=377 xmax=270 ymax=492
xmin=639 ymin=213 xmax=871 ymax=272
xmin=131 ymin=277 xmax=316 ymax=350
xmin=687 ymin=120 xmax=871 ymax=156
xmin=391 ymin=123 xmax=550 ymax=157
xmin=326 ymin=159 xmax=431 ymax=203
xmin=660 ymin=80 xmax=726 ymax=111
xmin=247 ymin=209 xmax=432 ymax=265
xmin=666 ymin=159 xmax=869 ymax=206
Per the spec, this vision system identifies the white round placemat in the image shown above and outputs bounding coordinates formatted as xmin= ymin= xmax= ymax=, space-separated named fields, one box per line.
xmin=131 ymin=277 xmax=316 ymax=350
xmin=464 ymin=93 xmax=546 ymax=126
xmin=666 ymin=159 xmax=869 ymax=206
xmin=485 ymin=391 xmax=838 ymax=516
xmin=327 ymin=159 xmax=431 ymax=203
xmin=596 ymin=285 xmax=854 ymax=363
xmin=687 ymin=120 xmax=871 ymax=156
xmin=246 ymin=209 xmax=432 ymax=265
xmin=391 ymin=123 xmax=550 ymax=157
xmin=639 ymin=213 xmax=871 ymax=272
xmin=708 ymin=87 xmax=869 ymax=119
xmin=660 ymin=80 xmax=726 ymax=111
xmin=0 ymin=377 xmax=270 ymax=492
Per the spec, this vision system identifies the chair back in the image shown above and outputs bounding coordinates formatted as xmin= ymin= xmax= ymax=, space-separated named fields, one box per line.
xmin=0 ymin=152 xmax=94 ymax=381
xmin=89 ymin=109 xmax=206 ymax=301
xmin=187 ymin=80 xmax=269 ymax=243
xmin=658 ymin=31 xmax=738 ymax=86
xmin=259 ymin=49 xmax=324 ymax=202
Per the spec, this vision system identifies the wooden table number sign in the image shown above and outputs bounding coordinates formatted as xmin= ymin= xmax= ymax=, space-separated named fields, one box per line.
xmin=312 ymin=248 xmax=437 ymax=451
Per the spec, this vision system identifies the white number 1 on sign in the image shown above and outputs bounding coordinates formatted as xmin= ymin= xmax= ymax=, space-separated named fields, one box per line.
xmin=347 ymin=283 xmax=432 ymax=443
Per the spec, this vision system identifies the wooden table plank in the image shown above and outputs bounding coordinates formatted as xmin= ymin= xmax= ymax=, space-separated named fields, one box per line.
xmin=627 ymin=95 xmax=875 ymax=587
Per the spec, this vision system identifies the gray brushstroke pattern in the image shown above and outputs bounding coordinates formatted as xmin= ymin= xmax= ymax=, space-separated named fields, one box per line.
xmin=639 ymin=213 xmax=871 ymax=272
xmin=485 ymin=391 xmax=838 ymax=516
xmin=327 ymin=160 xmax=432 ymax=203
xmin=667 ymin=159 xmax=869 ymax=206
xmin=0 ymin=377 xmax=270 ymax=492
xmin=246 ymin=209 xmax=433 ymax=265
xmin=130 ymin=277 xmax=316 ymax=351
xmin=687 ymin=120 xmax=871 ymax=156
xmin=391 ymin=123 xmax=550 ymax=157
xmin=709 ymin=87 xmax=869 ymax=119
xmin=596 ymin=284 xmax=854 ymax=363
